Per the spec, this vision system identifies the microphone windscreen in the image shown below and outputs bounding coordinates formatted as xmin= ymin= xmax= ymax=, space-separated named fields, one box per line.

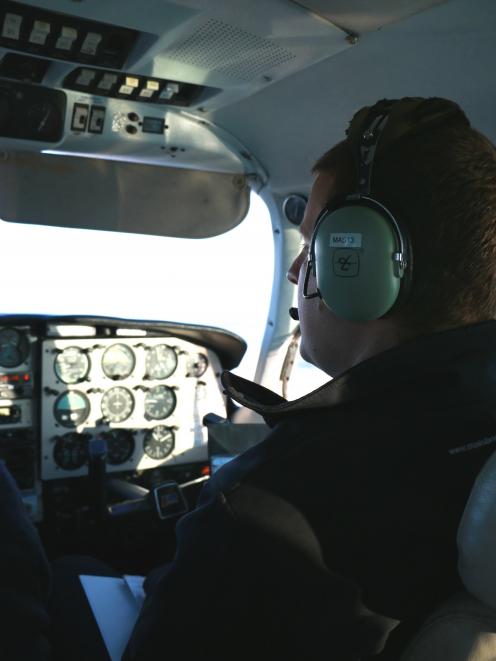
xmin=289 ymin=307 xmax=299 ymax=321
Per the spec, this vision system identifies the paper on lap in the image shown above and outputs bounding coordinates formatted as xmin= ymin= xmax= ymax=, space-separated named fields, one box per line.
xmin=79 ymin=574 xmax=145 ymax=661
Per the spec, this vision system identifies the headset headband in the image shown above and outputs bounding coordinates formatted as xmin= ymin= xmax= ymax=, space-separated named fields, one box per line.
xmin=354 ymin=103 xmax=393 ymax=197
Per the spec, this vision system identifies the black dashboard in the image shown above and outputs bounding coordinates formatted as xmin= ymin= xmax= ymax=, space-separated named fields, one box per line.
xmin=0 ymin=314 xmax=246 ymax=523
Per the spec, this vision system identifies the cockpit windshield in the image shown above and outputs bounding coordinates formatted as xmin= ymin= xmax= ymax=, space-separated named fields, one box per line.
xmin=0 ymin=192 xmax=273 ymax=379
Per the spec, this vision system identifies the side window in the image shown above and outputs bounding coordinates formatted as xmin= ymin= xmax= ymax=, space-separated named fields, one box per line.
xmin=285 ymin=338 xmax=329 ymax=400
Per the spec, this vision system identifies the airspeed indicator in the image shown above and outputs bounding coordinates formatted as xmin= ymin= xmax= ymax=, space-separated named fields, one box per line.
xmin=54 ymin=347 xmax=90 ymax=384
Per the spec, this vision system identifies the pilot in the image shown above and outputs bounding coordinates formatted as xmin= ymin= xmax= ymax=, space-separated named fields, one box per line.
xmin=3 ymin=96 xmax=496 ymax=661
xmin=123 ymin=97 xmax=496 ymax=660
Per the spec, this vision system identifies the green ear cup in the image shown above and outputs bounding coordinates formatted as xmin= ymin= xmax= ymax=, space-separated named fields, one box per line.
xmin=313 ymin=203 xmax=403 ymax=322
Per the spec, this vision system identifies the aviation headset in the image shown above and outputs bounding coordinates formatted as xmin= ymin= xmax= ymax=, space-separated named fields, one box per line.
xmin=305 ymin=97 xmax=462 ymax=322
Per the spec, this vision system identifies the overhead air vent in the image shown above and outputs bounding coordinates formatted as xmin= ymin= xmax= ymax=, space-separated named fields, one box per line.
xmin=164 ymin=18 xmax=296 ymax=82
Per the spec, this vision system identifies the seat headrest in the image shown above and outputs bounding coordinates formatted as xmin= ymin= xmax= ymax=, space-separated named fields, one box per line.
xmin=458 ymin=450 xmax=496 ymax=609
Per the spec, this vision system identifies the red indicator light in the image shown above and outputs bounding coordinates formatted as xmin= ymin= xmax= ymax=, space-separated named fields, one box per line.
xmin=201 ymin=465 xmax=210 ymax=476
xmin=23 ymin=374 xmax=30 ymax=382
xmin=11 ymin=374 xmax=20 ymax=382
xmin=0 ymin=375 xmax=8 ymax=383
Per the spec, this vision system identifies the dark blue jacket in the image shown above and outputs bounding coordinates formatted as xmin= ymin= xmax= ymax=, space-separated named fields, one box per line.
xmin=124 ymin=322 xmax=496 ymax=660
xmin=0 ymin=461 xmax=51 ymax=660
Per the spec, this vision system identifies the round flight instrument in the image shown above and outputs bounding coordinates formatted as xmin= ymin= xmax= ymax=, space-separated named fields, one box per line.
xmin=145 ymin=345 xmax=177 ymax=380
xmin=102 ymin=344 xmax=135 ymax=380
xmin=144 ymin=385 xmax=176 ymax=420
xmin=53 ymin=432 xmax=89 ymax=470
xmin=53 ymin=391 xmax=90 ymax=428
xmin=54 ymin=347 xmax=90 ymax=384
xmin=101 ymin=387 xmax=134 ymax=423
xmin=186 ymin=353 xmax=209 ymax=378
xmin=0 ymin=328 xmax=29 ymax=368
xmin=103 ymin=429 xmax=134 ymax=465
xmin=143 ymin=426 xmax=175 ymax=460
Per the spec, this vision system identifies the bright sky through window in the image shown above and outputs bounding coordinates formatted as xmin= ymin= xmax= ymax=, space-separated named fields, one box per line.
xmin=0 ymin=192 xmax=274 ymax=380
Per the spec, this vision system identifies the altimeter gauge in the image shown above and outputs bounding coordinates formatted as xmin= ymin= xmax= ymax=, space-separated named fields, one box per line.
xmin=145 ymin=345 xmax=177 ymax=380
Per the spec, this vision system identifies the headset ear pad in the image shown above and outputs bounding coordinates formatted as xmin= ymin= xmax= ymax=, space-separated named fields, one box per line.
xmin=312 ymin=203 xmax=404 ymax=322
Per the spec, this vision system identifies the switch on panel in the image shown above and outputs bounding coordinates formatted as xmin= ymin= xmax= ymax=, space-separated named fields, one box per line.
xmin=97 ymin=72 xmax=118 ymax=91
xmin=139 ymin=80 xmax=160 ymax=99
xmin=56 ymin=26 xmax=78 ymax=51
xmin=71 ymin=103 xmax=89 ymax=131
xmin=88 ymin=106 xmax=105 ymax=134
xmin=125 ymin=76 xmax=139 ymax=88
xmin=2 ymin=13 xmax=22 ymax=40
xmin=160 ymin=83 xmax=180 ymax=101
xmin=80 ymin=32 xmax=102 ymax=56
xmin=29 ymin=20 xmax=51 ymax=46
xmin=119 ymin=76 xmax=139 ymax=96
xmin=75 ymin=68 xmax=96 ymax=86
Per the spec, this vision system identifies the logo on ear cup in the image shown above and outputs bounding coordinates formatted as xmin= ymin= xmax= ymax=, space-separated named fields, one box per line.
xmin=332 ymin=249 xmax=360 ymax=277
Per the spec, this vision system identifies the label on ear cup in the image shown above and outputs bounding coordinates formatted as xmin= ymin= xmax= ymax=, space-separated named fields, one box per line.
xmin=330 ymin=233 xmax=362 ymax=248
xmin=332 ymin=249 xmax=360 ymax=277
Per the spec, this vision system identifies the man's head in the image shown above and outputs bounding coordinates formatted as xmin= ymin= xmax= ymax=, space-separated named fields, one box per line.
xmin=287 ymin=97 xmax=496 ymax=377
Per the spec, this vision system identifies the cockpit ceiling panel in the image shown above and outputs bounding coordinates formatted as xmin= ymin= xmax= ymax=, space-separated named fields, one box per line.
xmin=7 ymin=0 xmax=352 ymax=111
xmin=161 ymin=17 xmax=297 ymax=83
xmin=291 ymin=0 xmax=451 ymax=34
xmin=0 ymin=152 xmax=249 ymax=238
xmin=211 ymin=0 xmax=496 ymax=195
xmin=154 ymin=5 xmax=349 ymax=96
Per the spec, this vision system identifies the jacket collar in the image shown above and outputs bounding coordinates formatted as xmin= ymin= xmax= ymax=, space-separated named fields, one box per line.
xmin=221 ymin=321 xmax=496 ymax=426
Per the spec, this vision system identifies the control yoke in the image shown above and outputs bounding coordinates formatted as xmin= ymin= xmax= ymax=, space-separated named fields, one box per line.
xmin=87 ymin=437 xmax=189 ymax=523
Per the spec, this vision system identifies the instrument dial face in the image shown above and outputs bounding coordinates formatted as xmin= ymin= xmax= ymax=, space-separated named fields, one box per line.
xmin=53 ymin=432 xmax=88 ymax=470
xmin=143 ymin=426 xmax=175 ymax=460
xmin=54 ymin=390 xmax=90 ymax=428
xmin=102 ymin=344 xmax=135 ymax=380
xmin=103 ymin=429 xmax=134 ymax=465
xmin=101 ymin=387 xmax=134 ymax=423
xmin=186 ymin=353 xmax=209 ymax=378
xmin=144 ymin=385 xmax=176 ymax=420
xmin=0 ymin=328 xmax=29 ymax=368
xmin=54 ymin=347 xmax=90 ymax=384
xmin=145 ymin=345 xmax=177 ymax=380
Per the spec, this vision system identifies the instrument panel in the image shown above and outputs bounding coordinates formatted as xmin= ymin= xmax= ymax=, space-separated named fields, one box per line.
xmin=0 ymin=316 xmax=244 ymax=522
xmin=41 ymin=335 xmax=225 ymax=480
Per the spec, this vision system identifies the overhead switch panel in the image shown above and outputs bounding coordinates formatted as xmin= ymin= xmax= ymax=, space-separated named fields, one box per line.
xmin=0 ymin=1 xmax=138 ymax=69
xmin=64 ymin=67 xmax=208 ymax=108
